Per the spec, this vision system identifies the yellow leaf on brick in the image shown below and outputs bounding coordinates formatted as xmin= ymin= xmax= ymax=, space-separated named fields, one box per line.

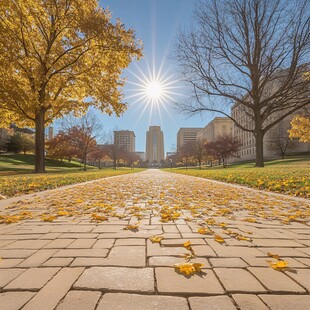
xmin=149 ymin=235 xmax=163 ymax=243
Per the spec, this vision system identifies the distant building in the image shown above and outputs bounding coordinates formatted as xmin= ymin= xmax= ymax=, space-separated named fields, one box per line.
xmin=177 ymin=128 xmax=203 ymax=150
xmin=145 ymin=126 xmax=164 ymax=163
xmin=231 ymin=65 xmax=310 ymax=161
xmin=232 ymin=105 xmax=310 ymax=161
xmin=45 ymin=126 xmax=54 ymax=141
xmin=197 ymin=117 xmax=233 ymax=142
xmin=114 ymin=130 xmax=135 ymax=153
xmin=166 ymin=151 xmax=176 ymax=159
xmin=135 ymin=151 xmax=145 ymax=161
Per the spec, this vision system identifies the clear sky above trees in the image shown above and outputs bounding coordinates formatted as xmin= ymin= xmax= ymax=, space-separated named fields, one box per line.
xmin=68 ymin=0 xmax=212 ymax=153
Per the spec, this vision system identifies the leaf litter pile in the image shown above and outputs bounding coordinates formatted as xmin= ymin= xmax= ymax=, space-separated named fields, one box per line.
xmin=0 ymin=171 xmax=309 ymax=274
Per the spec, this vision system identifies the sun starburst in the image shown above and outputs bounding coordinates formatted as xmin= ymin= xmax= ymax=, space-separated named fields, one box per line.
xmin=125 ymin=61 xmax=183 ymax=126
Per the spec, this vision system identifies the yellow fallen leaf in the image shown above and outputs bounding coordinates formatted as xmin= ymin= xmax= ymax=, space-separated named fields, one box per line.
xmin=198 ymin=227 xmax=213 ymax=235
xmin=183 ymin=240 xmax=192 ymax=250
xmin=219 ymin=222 xmax=227 ymax=228
xmin=267 ymin=260 xmax=288 ymax=270
xmin=41 ymin=215 xmax=56 ymax=222
xmin=57 ymin=211 xmax=69 ymax=216
xmin=242 ymin=218 xmax=258 ymax=223
xmin=214 ymin=234 xmax=225 ymax=244
xmin=180 ymin=253 xmax=196 ymax=261
xmin=123 ymin=224 xmax=139 ymax=231
xmin=174 ymin=262 xmax=204 ymax=276
xmin=149 ymin=235 xmax=163 ymax=243
xmin=236 ymin=235 xmax=252 ymax=241
xmin=267 ymin=252 xmax=281 ymax=260
xmin=91 ymin=213 xmax=108 ymax=222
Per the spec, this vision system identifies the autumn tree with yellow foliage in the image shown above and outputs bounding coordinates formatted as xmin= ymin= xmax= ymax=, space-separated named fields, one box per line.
xmin=0 ymin=0 xmax=142 ymax=172
xmin=288 ymin=72 xmax=310 ymax=143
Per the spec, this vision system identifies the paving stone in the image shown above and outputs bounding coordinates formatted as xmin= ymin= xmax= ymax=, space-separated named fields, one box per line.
xmin=243 ymin=257 xmax=306 ymax=268
xmin=43 ymin=257 xmax=74 ymax=267
xmin=232 ymin=294 xmax=269 ymax=310
xmin=252 ymin=239 xmax=305 ymax=247
xmin=18 ymin=249 xmax=57 ymax=267
xmin=214 ymin=268 xmax=267 ymax=293
xmin=163 ymin=225 xmax=179 ymax=234
xmin=92 ymin=225 xmax=125 ymax=233
xmin=73 ymin=267 xmax=154 ymax=293
xmin=0 ymin=269 xmax=26 ymax=288
xmin=147 ymin=240 xmax=186 ymax=256
xmin=5 ymin=267 xmax=60 ymax=290
xmin=207 ymin=240 xmax=263 ymax=257
xmin=295 ymin=257 xmax=310 ymax=266
xmin=156 ymin=267 xmax=224 ymax=295
xmin=114 ymin=238 xmax=144 ymax=246
xmin=56 ymin=290 xmax=101 ymax=310
xmin=189 ymin=296 xmax=236 ymax=310
xmin=257 ymin=247 xmax=308 ymax=257
xmin=181 ymin=233 xmax=206 ymax=239
xmin=0 ymin=259 xmax=24 ymax=268
xmin=0 ymin=249 xmax=36 ymax=258
xmin=67 ymin=239 xmax=96 ymax=248
xmin=71 ymin=258 xmax=109 ymax=267
xmin=44 ymin=239 xmax=75 ymax=248
xmin=259 ymin=294 xmax=310 ymax=310
xmin=161 ymin=239 xmax=206 ymax=247
xmin=23 ymin=267 xmax=84 ymax=310
xmin=177 ymin=225 xmax=191 ymax=233
xmin=249 ymin=267 xmax=305 ymax=293
xmin=0 ymin=292 xmax=35 ymax=310
xmin=51 ymin=226 xmax=94 ymax=233
xmin=284 ymin=269 xmax=310 ymax=291
xmin=0 ymin=234 xmax=43 ymax=240
xmin=295 ymin=247 xmax=310 ymax=255
xmin=54 ymin=249 xmax=108 ymax=257
xmin=92 ymin=239 xmax=115 ymax=248
xmin=191 ymin=245 xmax=217 ymax=257
xmin=105 ymin=246 xmax=146 ymax=267
xmin=58 ymin=233 xmax=99 ymax=239
xmin=4 ymin=239 xmax=50 ymax=249
xmin=149 ymin=256 xmax=210 ymax=267
xmin=210 ymin=258 xmax=248 ymax=268
xmin=97 ymin=293 xmax=189 ymax=310
xmin=39 ymin=233 xmax=62 ymax=239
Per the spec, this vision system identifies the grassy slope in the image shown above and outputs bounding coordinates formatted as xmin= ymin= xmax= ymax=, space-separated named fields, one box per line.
xmin=164 ymin=155 xmax=310 ymax=198
xmin=0 ymin=154 xmax=144 ymax=198
xmin=0 ymin=154 xmax=89 ymax=174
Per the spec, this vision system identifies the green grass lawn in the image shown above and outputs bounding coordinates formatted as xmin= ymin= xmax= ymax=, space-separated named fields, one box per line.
xmin=0 ymin=154 xmax=144 ymax=198
xmin=163 ymin=155 xmax=310 ymax=198
xmin=0 ymin=154 xmax=91 ymax=174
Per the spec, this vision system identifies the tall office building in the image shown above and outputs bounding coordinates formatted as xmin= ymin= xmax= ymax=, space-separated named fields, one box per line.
xmin=177 ymin=128 xmax=203 ymax=150
xmin=114 ymin=130 xmax=135 ymax=152
xmin=145 ymin=126 xmax=165 ymax=163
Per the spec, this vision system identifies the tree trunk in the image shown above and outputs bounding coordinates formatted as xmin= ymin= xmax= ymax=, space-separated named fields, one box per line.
xmin=83 ymin=157 xmax=87 ymax=171
xmin=255 ymin=130 xmax=265 ymax=167
xmin=34 ymin=109 xmax=46 ymax=173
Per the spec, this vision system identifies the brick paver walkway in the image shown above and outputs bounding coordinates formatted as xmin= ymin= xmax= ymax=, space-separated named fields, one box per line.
xmin=0 ymin=169 xmax=309 ymax=309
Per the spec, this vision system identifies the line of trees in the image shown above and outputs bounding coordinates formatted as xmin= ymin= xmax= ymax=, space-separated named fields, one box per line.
xmin=46 ymin=113 xmax=142 ymax=170
xmin=170 ymin=135 xmax=242 ymax=169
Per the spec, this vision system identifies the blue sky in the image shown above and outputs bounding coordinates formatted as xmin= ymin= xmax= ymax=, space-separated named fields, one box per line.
xmin=93 ymin=0 xmax=214 ymax=152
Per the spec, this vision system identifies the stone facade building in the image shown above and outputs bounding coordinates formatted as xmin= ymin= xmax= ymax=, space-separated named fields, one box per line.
xmin=197 ymin=117 xmax=233 ymax=142
xmin=145 ymin=126 xmax=164 ymax=163
xmin=114 ymin=130 xmax=136 ymax=153
xmin=177 ymin=128 xmax=203 ymax=150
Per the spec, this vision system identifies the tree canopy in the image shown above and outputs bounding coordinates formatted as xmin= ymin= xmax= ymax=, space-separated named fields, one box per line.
xmin=174 ymin=0 xmax=310 ymax=167
xmin=0 ymin=0 xmax=142 ymax=172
